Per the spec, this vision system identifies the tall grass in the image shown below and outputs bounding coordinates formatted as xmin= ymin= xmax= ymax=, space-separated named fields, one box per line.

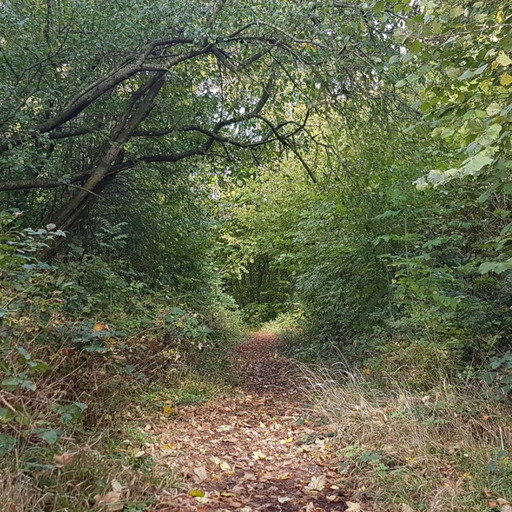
xmin=301 ymin=364 xmax=512 ymax=511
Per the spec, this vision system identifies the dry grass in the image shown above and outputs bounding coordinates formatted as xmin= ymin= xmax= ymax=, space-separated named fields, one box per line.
xmin=301 ymin=363 xmax=512 ymax=511
xmin=0 ymin=469 xmax=45 ymax=511
xmin=0 ymin=434 xmax=182 ymax=512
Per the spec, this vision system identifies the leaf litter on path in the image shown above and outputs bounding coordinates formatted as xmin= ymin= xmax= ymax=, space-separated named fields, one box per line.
xmin=147 ymin=332 xmax=348 ymax=511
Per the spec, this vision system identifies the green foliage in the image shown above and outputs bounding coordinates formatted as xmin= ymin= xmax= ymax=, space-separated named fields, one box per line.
xmin=0 ymin=210 xmax=240 ymax=459
xmin=395 ymin=1 xmax=512 ymax=264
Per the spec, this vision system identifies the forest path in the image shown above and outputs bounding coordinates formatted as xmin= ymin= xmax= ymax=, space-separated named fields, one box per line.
xmin=151 ymin=332 xmax=346 ymax=511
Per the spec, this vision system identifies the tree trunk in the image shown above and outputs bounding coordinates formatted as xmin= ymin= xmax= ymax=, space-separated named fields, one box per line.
xmin=49 ymin=73 xmax=165 ymax=237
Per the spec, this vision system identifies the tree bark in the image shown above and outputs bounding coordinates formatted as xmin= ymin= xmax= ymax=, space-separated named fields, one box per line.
xmin=49 ymin=73 xmax=166 ymax=235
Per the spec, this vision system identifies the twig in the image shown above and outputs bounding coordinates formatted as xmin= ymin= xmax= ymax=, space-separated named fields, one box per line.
xmin=0 ymin=394 xmax=17 ymax=414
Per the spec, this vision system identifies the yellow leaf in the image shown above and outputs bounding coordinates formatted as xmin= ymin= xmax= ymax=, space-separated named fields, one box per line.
xmin=495 ymin=53 xmax=512 ymax=67
xmin=497 ymin=10 xmax=505 ymax=24
xmin=163 ymin=405 xmax=173 ymax=415
xmin=501 ymin=72 xmax=512 ymax=86
xmin=279 ymin=437 xmax=293 ymax=445
xmin=189 ymin=489 xmax=205 ymax=497
xmin=93 ymin=322 xmax=109 ymax=332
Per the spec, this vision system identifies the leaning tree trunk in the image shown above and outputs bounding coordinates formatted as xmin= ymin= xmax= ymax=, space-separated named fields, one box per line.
xmin=45 ymin=73 xmax=165 ymax=252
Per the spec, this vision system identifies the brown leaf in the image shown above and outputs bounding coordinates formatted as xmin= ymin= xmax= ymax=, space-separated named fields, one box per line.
xmin=306 ymin=474 xmax=326 ymax=491
xmin=53 ymin=451 xmax=75 ymax=467
xmin=94 ymin=491 xmax=123 ymax=511
xmin=193 ymin=466 xmax=208 ymax=483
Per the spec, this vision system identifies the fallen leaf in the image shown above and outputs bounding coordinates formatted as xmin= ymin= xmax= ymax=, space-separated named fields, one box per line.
xmin=93 ymin=322 xmax=109 ymax=332
xmin=278 ymin=497 xmax=292 ymax=504
xmin=305 ymin=503 xmax=315 ymax=512
xmin=216 ymin=425 xmax=232 ymax=432
xmin=53 ymin=451 xmax=75 ymax=467
xmin=94 ymin=491 xmax=123 ymax=511
xmin=306 ymin=474 xmax=326 ymax=491
xmin=346 ymin=502 xmax=363 ymax=512
xmin=193 ymin=466 xmax=208 ymax=483
xmin=189 ymin=489 xmax=205 ymax=498
xmin=252 ymin=450 xmax=267 ymax=460
xmin=163 ymin=405 xmax=173 ymax=415
xmin=402 ymin=505 xmax=414 ymax=512
xmin=111 ymin=479 xmax=123 ymax=493
xmin=220 ymin=461 xmax=232 ymax=472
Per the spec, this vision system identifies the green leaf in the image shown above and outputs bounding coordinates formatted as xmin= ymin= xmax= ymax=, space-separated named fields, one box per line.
xmin=17 ymin=346 xmax=31 ymax=360
xmin=0 ymin=408 xmax=15 ymax=424
xmin=486 ymin=103 xmax=502 ymax=116
xmin=462 ymin=152 xmax=493 ymax=176
xmin=36 ymin=428 xmax=59 ymax=445
xmin=0 ymin=433 xmax=17 ymax=454
xmin=495 ymin=53 xmax=512 ymax=67
xmin=479 ymin=261 xmax=512 ymax=274
xmin=458 ymin=69 xmax=475 ymax=81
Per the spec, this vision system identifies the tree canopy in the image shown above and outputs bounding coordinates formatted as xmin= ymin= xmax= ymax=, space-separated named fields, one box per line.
xmin=2 ymin=2 xmax=512 ymax=510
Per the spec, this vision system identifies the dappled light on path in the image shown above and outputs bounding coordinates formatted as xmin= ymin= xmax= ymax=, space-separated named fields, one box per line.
xmin=151 ymin=332 xmax=346 ymax=511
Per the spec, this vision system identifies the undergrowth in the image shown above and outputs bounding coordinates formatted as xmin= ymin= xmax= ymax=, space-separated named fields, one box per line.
xmin=0 ymin=212 xmax=243 ymax=511
xmin=304 ymin=364 xmax=512 ymax=512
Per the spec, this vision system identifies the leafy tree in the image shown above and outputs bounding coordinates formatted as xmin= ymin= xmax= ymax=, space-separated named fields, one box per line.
xmin=0 ymin=0 xmax=399 ymax=242
xmin=396 ymin=0 xmax=512 ymax=268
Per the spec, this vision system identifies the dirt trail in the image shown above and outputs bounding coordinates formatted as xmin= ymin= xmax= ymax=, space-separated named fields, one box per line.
xmin=152 ymin=332 xmax=346 ymax=511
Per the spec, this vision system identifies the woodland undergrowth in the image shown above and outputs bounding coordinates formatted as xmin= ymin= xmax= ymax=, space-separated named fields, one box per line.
xmin=297 ymin=356 xmax=512 ymax=512
xmin=0 ymin=213 xmax=242 ymax=511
